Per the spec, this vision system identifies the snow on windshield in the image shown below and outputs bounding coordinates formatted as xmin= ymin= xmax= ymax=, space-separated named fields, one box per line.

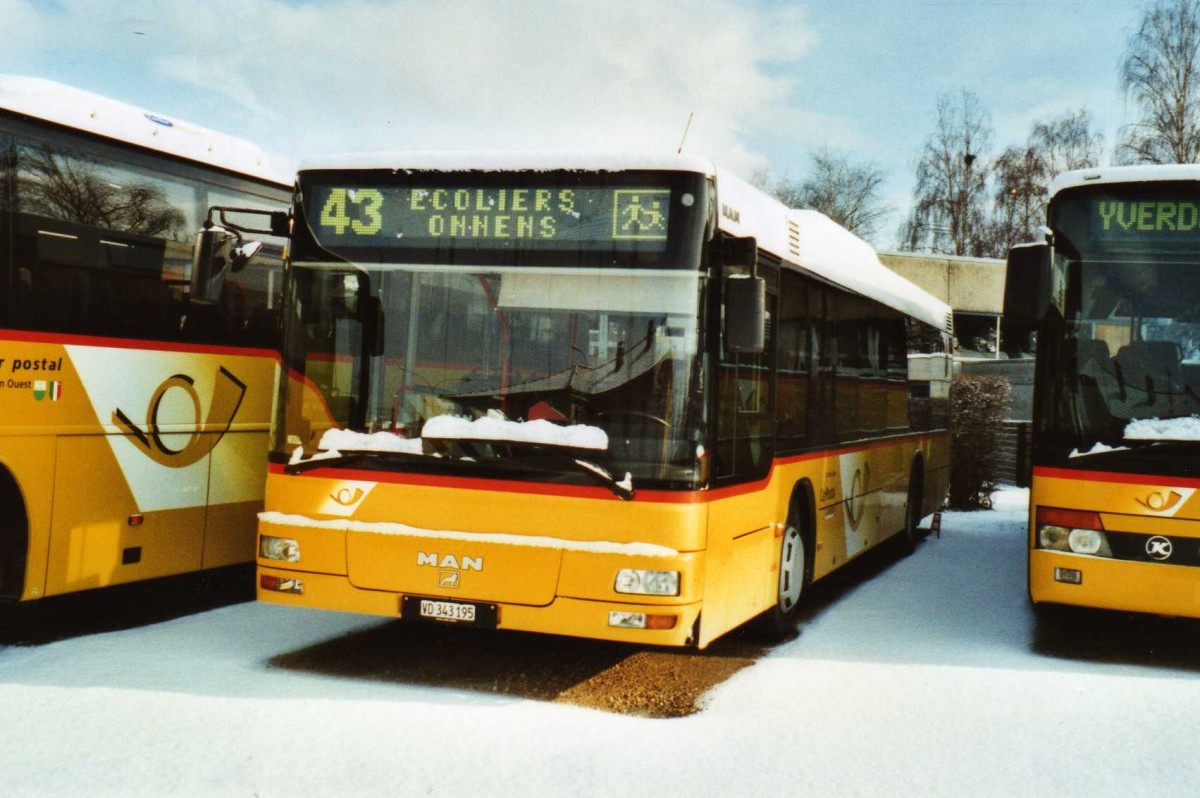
xmin=289 ymin=429 xmax=426 ymax=464
xmin=1069 ymin=442 xmax=1131 ymax=458
xmin=290 ymin=415 xmax=609 ymax=463
xmin=1124 ymin=415 xmax=1200 ymax=441
xmin=422 ymin=414 xmax=608 ymax=450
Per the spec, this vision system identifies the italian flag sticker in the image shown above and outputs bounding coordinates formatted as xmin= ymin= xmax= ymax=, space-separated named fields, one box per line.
xmin=33 ymin=381 xmax=62 ymax=402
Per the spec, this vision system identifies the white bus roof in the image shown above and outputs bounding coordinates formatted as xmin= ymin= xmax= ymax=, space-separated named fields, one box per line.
xmin=714 ymin=167 xmax=953 ymax=333
xmin=300 ymin=150 xmax=718 ymax=175
xmin=0 ymin=75 xmax=291 ymax=186
xmin=298 ymin=150 xmax=952 ymax=333
xmin=1050 ymin=164 xmax=1200 ymax=198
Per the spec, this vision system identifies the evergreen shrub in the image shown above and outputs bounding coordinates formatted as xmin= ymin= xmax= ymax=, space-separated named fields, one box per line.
xmin=949 ymin=374 xmax=1012 ymax=510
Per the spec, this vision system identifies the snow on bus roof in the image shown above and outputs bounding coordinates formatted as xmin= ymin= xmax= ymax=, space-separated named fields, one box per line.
xmin=297 ymin=150 xmax=951 ymax=333
xmin=715 ymin=166 xmax=952 ymax=332
xmin=1050 ymin=164 xmax=1200 ymax=198
xmin=0 ymin=75 xmax=291 ymax=185
xmin=299 ymin=150 xmax=717 ymax=175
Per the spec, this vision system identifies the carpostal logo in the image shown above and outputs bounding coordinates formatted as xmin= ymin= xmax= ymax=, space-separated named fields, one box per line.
xmin=113 ymin=367 xmax=247 ymax=468
xmin=33 ymin=380 xmax=62 ymax=402
xmin=0 ymin=356 xmax=65 ymax=395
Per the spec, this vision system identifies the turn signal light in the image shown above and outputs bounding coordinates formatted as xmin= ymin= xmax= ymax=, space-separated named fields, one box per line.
xmin=260 ymin=574 xmax=304 ymax=594
xmin=608 ymin=611 xmax=677 ymax=630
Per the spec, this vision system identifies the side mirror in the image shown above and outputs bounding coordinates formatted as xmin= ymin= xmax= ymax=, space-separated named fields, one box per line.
xmin=231 ymin=240 xmax=264 ymax=273
xmin=720 ymin=234 xmax=758 ymax=268
xmin=725 ymin=275 xmax=766 ymax=354
xmin=1003 ymin=241 xmax=1052 ymax=325
xmin=190 ymin=225 xmax=239 ymax=304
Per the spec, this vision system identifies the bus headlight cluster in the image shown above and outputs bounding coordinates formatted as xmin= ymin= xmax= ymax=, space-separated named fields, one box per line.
xmin=614 ymin=569 xmax=680 ymax=596
xmin=259 ymin=535 xmax=300 ymax=562
xmin=1037 ymin=525 xmax=1113 ymax=558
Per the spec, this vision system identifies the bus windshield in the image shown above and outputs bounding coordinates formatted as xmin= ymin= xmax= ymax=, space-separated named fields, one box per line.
xmin=279 ymin=169 xmax=712 ymax=489
xmin=1041 ymin=185 xmax=1200 ymax=463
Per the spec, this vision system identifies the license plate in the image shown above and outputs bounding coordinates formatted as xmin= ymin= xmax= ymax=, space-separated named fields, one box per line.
xmin=420 ymin=599 xmax=475 ymax=622
xmin=401 ymin=596 xmax=498 ymax=627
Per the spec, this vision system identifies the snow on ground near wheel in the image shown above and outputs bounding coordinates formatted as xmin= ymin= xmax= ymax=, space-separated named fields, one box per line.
xmin=3 ymin=487 xmax=1200 ymax=796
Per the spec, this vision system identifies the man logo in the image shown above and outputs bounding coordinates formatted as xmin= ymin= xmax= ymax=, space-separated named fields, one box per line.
xmin=438 ymin=571 xmax=461 ymax=589
xmin=417 ymin=552 xmax=483 ymax=571
xmin=1146 ymin=536 xmax=1173 ymax=561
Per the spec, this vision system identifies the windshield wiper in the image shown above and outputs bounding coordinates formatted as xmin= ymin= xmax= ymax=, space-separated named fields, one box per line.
xmin=567 ymin=456 xmax=635 ymax=501
xmin=432 ymin=439 xmax=635 ymax=500
xmin=285 ymin=449 xmax=422 ymax=475
xmin=285 ymin=443 xmax=635 ymax=498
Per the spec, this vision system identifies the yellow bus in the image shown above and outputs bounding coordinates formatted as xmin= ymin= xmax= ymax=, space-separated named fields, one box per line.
xmin=253 ymin=153 xmax=952 ymax=647
xmin=0 ymin=77 xmax=290 ymax=602
xmin=1005 ymin=165 xmax=1200 ymax=618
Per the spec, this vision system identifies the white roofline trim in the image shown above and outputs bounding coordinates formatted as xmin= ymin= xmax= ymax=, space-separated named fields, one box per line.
xmin=714 ymin=166 xmax=952 ymax=332
xmin=299 ymin=150 xmax=716 ymax=175
xmin=1050 ymin=164 xmax=1200 ymax=198
xmin=0 ymin=75 xmax=292 ymax=186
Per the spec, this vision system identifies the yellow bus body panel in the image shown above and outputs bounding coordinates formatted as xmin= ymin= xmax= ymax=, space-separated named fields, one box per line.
xmin=259 ymin=430 xmax=949 ymax=648
xmin=0 ymin=333 xmax=276 ymax=599
xmin=1029 ymin=469 xmax=1200 ymax=617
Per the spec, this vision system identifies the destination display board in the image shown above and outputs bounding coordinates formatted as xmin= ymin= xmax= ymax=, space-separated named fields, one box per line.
xmin=1086 ymin=197 xmax=1200 ymax=244
xmin=306 ymin=183 xmax=674 ymax=251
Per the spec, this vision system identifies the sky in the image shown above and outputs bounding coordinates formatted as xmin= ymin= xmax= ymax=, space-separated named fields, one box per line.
xmin=1 ymin=0 xmax=1147 ymax=247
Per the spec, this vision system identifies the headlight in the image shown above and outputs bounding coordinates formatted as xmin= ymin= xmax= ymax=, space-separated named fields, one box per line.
xmin=1067 ymin=528 xmax=1112 ymax=557
xmin=1037 ymin=525 xmax=1112 ymax=557
xmin=259 ymin=535 xmax=300 ymax=562
xmin=614 ymin=569 xmax=680 ymax=596
xmin=1039 ymin=525 xmax=1070 ymax=551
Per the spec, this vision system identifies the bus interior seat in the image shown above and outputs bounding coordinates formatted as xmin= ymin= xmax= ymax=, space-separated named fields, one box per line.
xmin=1076 ymin=339 xmax=1122 ymax=429
xmin=1114 ymin=340 xmax=1200 ymax=417
xmin=1115 ymin=340 xmax=1186 ymax=400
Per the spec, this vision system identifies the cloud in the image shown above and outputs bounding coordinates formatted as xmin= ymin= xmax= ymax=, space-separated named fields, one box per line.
xmin=8 ymin=0 xmax=821 ymax=176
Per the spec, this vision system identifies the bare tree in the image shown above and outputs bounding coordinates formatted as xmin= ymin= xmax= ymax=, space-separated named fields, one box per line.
xmin=18 ymin=144 xmax=186 ymax=238
xmin=992 ymin=109 xmax=1104 ymax=251
xmin=1120 ymin=0 xmax=1200 ymax=164
xmin=752 ymin=150 xmax=889 ymax=241
xmin=790 ymin=148 xmax=889 ymax=240
xmin=901 ymin=90 xmax=994 ymax=256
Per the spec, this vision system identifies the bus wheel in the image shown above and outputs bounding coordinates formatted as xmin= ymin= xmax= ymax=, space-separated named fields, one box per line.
xmin=901 ymin=463 xmax=924 ymax=556
xmin=760 ymin=517 xmax=810 ymax=641
xmin=0 ymin=470 xmax=28 ymax=600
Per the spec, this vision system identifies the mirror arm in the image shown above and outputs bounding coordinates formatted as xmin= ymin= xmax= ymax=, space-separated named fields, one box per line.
xmin=206 ymin=206 xmax=290 ymax=237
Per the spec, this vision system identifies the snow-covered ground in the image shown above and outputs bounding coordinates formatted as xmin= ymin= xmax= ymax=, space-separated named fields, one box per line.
xmin=3 ymin=488 xmax=1200 ymax=796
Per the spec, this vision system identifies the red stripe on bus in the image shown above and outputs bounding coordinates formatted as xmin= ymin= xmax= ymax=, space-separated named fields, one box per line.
xmin=0 ymin=328 xmax=278 ymax=360
xmin=272 ymin=431 xmax=948 ymax=504
xmin=1034 ymin=466 xmax=1200 ymax=490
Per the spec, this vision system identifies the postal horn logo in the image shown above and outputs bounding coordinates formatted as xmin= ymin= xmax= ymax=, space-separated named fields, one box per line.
xmin=113 ymin=366 xmax=246 ymax=468
xmin=846 ymin=464 xmax=870 ymax=531
xmin=1136 ymin=490 xmax=1184 ymax=513
xmin=331 ymin=487 xmax=365 ymax=506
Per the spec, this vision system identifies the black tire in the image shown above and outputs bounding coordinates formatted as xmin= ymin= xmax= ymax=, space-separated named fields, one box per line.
xmin=0 ymin=470 xmax=28 ymax=601
xmin=760 ymin=508 xmax=812 ymax=641
xmin=901 ymin=464 xmax=924 ymax=556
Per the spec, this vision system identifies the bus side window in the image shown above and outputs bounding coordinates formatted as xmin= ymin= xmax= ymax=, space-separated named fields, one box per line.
xmin=715 ymin=262 xmax=776 ymax=481
xmin=775 ymin=269 xmax=809 ymax=453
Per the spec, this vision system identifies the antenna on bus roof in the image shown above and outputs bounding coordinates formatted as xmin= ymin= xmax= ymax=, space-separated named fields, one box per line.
xmin=677 ymin=112 xmax=694 ymax=154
